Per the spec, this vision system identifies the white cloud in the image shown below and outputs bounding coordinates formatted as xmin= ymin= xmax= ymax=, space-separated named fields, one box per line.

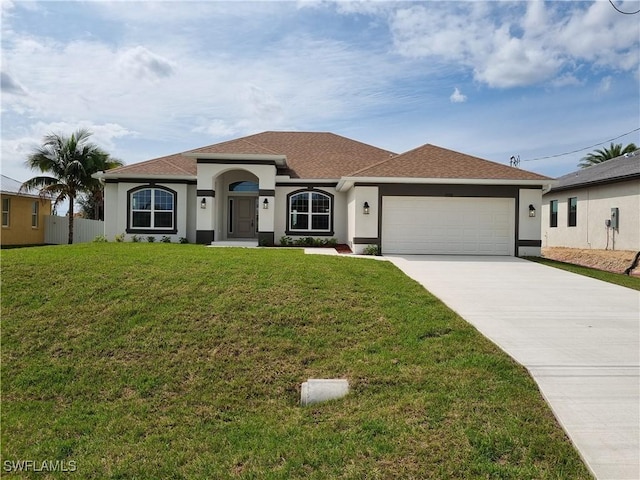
xmin=449 ymin=87 xmax=467 ymax=103
xmin=389 ymin=2 xmax=639 ymax=89
xmin=598 ymin=76 xmax=613 ymax=94
xmin=118 ymin=46 xmax=176 ymax=81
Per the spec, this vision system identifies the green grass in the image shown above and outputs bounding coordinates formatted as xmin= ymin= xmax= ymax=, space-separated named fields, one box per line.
xmin=527 ymin=256 xmax=640 ymax=291
xmin=1 ymin=244 xmax=592 ymax=479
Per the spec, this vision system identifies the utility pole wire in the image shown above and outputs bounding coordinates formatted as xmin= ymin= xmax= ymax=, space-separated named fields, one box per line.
xmin=608 ymin=0 xmax=640 ymax=15
xmin=522 ymin=127 xmax=640 ymax=162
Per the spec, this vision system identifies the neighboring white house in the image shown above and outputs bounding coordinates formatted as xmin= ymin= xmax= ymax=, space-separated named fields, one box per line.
xmin=96 ymin=131 xmax=552 ymax=256
xmin=542 ymin=150 xmax=640 ymax=251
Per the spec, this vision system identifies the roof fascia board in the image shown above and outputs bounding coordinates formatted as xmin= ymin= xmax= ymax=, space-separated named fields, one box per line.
xmin=275 ymin=178 xmax=338 ymax=184
xmin=95 ymin=172 xmax=196 ymax=181
xmin=186 ymin=153 xmax=287 ymax=166
xmin=547 ymin=174 xmax=640 ymax=193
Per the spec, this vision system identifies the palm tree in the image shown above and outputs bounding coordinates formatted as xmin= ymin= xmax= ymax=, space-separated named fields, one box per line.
xmin=21 ymin=129 xmax=112 ymax=244
xmin=579 ymin=142 xmax=638 ymax=168
xmin=79 ymin=155 xmax=124 ymax=220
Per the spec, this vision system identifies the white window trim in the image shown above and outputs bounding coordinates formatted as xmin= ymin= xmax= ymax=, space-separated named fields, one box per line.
xmin=31 ymin=201 xmax=39 ymax=228
xmin=130 ymin=188 xmax=175 ymax=230
xmin=288 ymin=191 xmax=332 ymax=233
xmin=2 ymin=198 xmax=9 ymax=227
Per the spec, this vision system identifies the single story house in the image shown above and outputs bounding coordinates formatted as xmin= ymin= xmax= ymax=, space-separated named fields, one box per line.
xmin=542 ymin=150 xmax=640 ymax=251
xmin=0 ymin=175 xmax=52 ymax=247
xmin=97 ymin=131 xmax=552 ymax=256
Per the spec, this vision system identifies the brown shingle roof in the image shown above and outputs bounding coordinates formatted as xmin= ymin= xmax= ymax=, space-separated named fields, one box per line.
xmin=105 ymin=133 xmax=550 ymax=182
xmin=108 ymin=152 xmax=196 ymax=176
xmin=107 ymin=132 xmax=396 ymax=179
xmin=187 ymin=131 xmax=397 ymax=178
xmin=353 ymin=144 xmax=551 ymax=181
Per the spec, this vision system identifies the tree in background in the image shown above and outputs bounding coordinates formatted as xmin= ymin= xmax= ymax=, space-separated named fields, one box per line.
xmin=579 ymin=142 xmax=638 ymax=168
xmin=21 ymin=129 xmax=119 ymax=244
xmin=78 ymin=155 xmax=124 ymax=220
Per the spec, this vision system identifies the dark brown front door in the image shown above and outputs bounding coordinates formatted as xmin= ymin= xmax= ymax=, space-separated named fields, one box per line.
xmin=229 ymin=197 xmax=256 ymax=238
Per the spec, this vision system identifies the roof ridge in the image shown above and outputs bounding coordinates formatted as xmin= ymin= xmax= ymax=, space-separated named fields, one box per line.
xmin=159 ymin=155 xmax=193 ymax=175
xmin=348 ymin=152 xmax=398 ymax=176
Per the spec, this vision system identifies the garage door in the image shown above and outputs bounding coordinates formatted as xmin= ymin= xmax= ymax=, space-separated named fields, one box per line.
xmin=382 ymin=197 xmax=515 ymax=255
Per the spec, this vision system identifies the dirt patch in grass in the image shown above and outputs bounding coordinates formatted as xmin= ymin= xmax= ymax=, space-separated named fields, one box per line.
xmin=542 ymin=247 xmax=640 ymax=275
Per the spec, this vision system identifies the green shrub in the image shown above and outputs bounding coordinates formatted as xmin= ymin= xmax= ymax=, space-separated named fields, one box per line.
xmin=321 ymin=238 xmax=338 ymax=247
xmin=131 ymin=235 xmax=141 ymax=243
xmin=93 ymin=235 xmax=108 ymax=243
xmin=279 ymin=236 xmax=293 ymax=246
xmin=362 ymin=244 xmax=380 ymax=256
xmin=147 ymin=236 xmax=156 ymax=243
xmin=114 ymin=233 xmax=125 ymax=243
xmin=179 ymin=237 xmax=189 ymax=244
xmin=293 ymin=236 xmax=316 ymax=247
xmin=160 ymin=236 xmax=171 ymax=243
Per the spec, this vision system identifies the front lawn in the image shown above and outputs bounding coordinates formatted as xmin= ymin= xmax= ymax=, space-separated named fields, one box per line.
xmin=1 ymin=244 xmax=591 ymax=479
xmin=527 ymin=256 xmax=640 ymax=291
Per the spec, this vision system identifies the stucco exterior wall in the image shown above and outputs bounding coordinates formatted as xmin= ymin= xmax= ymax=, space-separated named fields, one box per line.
xmin=196 ymin=164 xmax=276 ymax=243
xmin=0 ymin=194 xmax=51 ymax=246
xmin=274 ymin=185 xmax=347 ymax=244
xmin=518 ymin=188 xmax=542 ymax=256
xmin=349 ymin=186 xmax=379 ymax=254
xmin=542 ymin=180 xmax=640 ymax=251
xmin=103 ymin=181 xmax=194 ymax=242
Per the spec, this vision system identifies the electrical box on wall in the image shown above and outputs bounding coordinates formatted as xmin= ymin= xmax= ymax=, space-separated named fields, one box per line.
xmin=610 ymin=208 xmax=619 ymax=229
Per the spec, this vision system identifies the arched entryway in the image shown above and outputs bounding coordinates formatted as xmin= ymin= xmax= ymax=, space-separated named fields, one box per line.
xmin=227 ymin=180 xmax=259 ymax=239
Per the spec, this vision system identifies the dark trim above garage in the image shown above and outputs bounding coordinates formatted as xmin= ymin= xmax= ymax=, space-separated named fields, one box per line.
xmin=379 ymin=184 xmax=523 ymax=198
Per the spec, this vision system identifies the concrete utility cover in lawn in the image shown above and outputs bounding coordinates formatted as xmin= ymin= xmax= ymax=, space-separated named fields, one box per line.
xmin=386 ymin=255 xmax=639 ymax=480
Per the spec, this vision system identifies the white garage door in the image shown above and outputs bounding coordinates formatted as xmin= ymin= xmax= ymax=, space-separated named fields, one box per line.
xmin=382 ymin=197 xmax=515 ymax=255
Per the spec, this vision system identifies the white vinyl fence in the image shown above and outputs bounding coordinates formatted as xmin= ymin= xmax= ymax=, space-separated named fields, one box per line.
xmin=44 ymin=215 xmax=104 ymax=245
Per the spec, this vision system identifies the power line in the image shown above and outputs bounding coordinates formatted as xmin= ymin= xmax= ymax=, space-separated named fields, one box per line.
xmin=522 ymin=127 xmax=640 ymax=162
xmin=608 ymin=0 xmax=640 ymax=15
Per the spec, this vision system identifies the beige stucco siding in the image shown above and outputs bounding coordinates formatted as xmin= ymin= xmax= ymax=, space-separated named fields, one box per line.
xmin=0 ymin=194 xmax=51 ymax=246
xmin=103 ymin=182 xmax=193 ymax=242
xmin=274 ymin=185 xmax=347 ymax=244
xmin=542 ymin=180 xmax=640 ymax=251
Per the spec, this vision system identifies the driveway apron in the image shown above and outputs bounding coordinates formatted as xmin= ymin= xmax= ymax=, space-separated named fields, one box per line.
xmin=386 ymin=255 xmax=640 ymax=480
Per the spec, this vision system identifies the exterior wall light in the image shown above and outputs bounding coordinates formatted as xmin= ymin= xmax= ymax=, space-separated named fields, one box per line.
xmin=200 ymin=198 xmax=206 ymax=209
xmin=263 ymin=198 xmax=269 ymax=209
xmin=529 ymin=204 xmax=536 ymax=217
xmin=363 ymin=202 xmax=370 ymax=215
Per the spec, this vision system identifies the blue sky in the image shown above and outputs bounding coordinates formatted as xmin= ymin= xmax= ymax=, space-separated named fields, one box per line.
xmin=2 ymin=0 xmax=639 ymax=185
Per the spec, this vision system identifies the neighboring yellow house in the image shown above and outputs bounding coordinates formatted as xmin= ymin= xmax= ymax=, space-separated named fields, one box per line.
xmin=1 ymin=175 xmax=52 ymax=247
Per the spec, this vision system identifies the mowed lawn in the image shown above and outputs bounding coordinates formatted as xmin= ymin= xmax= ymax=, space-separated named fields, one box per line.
xmin=1 ymin=244 xmax=591 ymax=479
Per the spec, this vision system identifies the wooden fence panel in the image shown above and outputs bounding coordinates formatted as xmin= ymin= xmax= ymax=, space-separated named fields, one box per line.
xmin=44 ymin=216 xmax=104 ymax=244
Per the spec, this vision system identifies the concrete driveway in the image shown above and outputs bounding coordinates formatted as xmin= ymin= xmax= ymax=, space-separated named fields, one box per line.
xmin=386 ymin=255 xmax=639 ymax=480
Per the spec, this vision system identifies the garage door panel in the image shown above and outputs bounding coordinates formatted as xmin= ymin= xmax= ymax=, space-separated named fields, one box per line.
xmin=382 ymin=197 xmax=515 ymax=255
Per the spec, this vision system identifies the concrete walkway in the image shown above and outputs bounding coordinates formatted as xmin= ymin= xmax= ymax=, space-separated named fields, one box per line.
xmin=386 ymin=255 xmax=639 ymax=480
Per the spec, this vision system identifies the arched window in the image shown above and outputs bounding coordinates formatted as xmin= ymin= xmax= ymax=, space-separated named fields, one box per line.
xmin=229 ymin=181 xmax=258 ymax=192
xmin=287 ymin=190 xmax=333 ymax=234
xmin=127 ymin=186 xmax=176 ymax=233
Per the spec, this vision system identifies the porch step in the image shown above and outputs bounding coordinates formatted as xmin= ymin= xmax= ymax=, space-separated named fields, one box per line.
xmin=208 ymin=241 xmax=259 ymax=248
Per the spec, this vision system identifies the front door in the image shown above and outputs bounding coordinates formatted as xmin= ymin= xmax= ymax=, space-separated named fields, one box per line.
xmin=229 ymin=197 xmax=257 ymax=238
